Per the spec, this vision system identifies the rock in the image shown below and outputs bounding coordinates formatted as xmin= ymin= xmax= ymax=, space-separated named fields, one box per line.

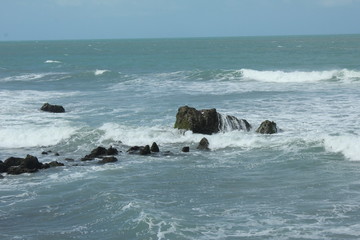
xmin=140 ymin=145 xmax=151 ymax=155
xmin=7 ymin=166 xmax=38 ymax=175
xmin=81 ymin=146 xmax=118 ymax=161
xmin=0 ymin=174 xmax=3 ymax=179
xmin=98 ymin=157 xmax=118 ymax=164
xmin=107 ymin=146 xmax=118 ymax=155
xmin=150 ymin=142 xmax=160 ymax=152
xmin=4 ymin=157 xmax=24 ymax=169
xmin=197 ymin=137 xmax=210 ymax=150
xmin=0 ymin=161 xmax=7 ymax=173
xmin=256 ymin=120 xmax=278 ymax=134
xmin=65 ymin=158 xmax=75 ymax=162
xmin=174 ymin=106 xmax=251 ymax=134
xmin=40 ymin=103 xmax=65 ymax=113
xmin=174 ymin=106 xmax=219 ymax=135
xmin=182 ymin=146 xmax=190 ymax=152
xmin=127 ymin=146 xmax=141 ymax=153
xmin=21 ymin=155 xmax=42 ymax=170
xmin=42 ymin=161 xmax=65 ymax=169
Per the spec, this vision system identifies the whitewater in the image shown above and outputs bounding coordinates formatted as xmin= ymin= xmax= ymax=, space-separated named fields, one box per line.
xmin=1 ymin=35 xmax=360 ymax=239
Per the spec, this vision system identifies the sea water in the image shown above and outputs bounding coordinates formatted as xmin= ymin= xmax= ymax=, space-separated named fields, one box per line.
xmin=1 ymin=35 xmax=360 ymax=239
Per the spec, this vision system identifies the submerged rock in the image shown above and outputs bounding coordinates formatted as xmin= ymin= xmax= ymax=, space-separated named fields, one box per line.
xmin=40 ymin=103 xmax=65 ymax=113
xmin=98 ymin=157 xmax=118 ymax=164
xmin=256 ymin=120 xmax=278 ymax=134
xmin=174 ymin=106 xmax=251 ymax=134
xmin=197 ymin=137 xmax=210 ymax=150
xmin=81 ymin=146 xmax=119 ymax=161
xmin=182 ymin=146 xmax=190 ymax=152
xmin=42 ymin=161 xmax=65 ymax=169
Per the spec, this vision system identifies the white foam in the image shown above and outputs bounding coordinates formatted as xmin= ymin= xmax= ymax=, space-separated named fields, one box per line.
xmin=0 ymin=124 xmax=77 ymax=148
xmin=240 ymin=68 xmax=360 ymax=83
xmin=95 ymin=69 xmax=110 ymax=76
xmin=0 ymin=72 xmax=68 ymax=82
xmin=324 ymin=134 xmax=360 ymax=161
xmin=45 ymin=60 xmax=61 ymax=63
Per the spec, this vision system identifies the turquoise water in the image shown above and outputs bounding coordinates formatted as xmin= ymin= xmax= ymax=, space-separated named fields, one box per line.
xmin=1 ymin=35 xmax=360 ymax=239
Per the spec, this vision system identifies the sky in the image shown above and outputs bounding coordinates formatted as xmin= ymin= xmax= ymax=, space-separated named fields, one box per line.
xmin=1 ymin=0 xmax=360 ymax=41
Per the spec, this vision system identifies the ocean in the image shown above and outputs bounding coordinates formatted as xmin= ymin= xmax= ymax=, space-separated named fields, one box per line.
xmin=1 ymin=35 xmax=360 ymax=239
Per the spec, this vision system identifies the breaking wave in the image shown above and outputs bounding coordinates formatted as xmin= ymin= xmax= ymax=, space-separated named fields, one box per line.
xmin=240 ymin=68 xmax=360 ymax=83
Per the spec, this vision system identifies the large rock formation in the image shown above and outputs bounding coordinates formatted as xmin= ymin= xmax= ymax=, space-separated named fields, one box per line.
xmin=174 ymin=106 xmax=251 ymax=134
xmin=256 ymin=120 xmax=278 ymax=134
xmin=40 ymin=103 xmax=65 ymax=113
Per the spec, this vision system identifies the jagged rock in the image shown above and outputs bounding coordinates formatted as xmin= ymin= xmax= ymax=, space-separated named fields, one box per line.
xmin=127 ymin=146 xmax=141 ymax=154
xmin=107 ymin=146 xmax=118 ymax=155
xmin=182 ymin=146 xmax=190 ymax=152
xmin=98 ymin=157 xmax=118 ymax=164
xmin=21 ymin=155 xmax=43 ymax=170
xmin=197 ymin=137 xmax=210 ymax=150
xmin=174 ymin=106 xmax=219 ymax=134
xmin=40 ymin=103 xmax=65 ymax=113
xmin=256 ymin=120 xmax=278 ymax=134
xmin=151 ymin=142 xmax=160 ymax=152
xmin=81 ymin=146 xmax=118 ymax=161
xmin=140 ymin=145 xmax=151 ymax=155
xmin=42 ymin=161 xmax=65 ymax=169
xmin=174 ymin=106 xmax=251 ymax=134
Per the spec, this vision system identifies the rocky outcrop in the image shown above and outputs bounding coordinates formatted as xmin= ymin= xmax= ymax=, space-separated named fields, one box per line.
xmin=174 ymin=106 xmax=251 ymax=134
xmin=1 ymin=155 xmax=64 ymax=175
xmin=197 ymin=137 xmax=210 ymax=150
xmin=256 ymin=120 xmax=278 ymax=134
xmin=81 ymin=146 xmax=119 ymax=161
xmin=40 ymin=103 xmax=65 ymax=113
xmin=140 ymin=145 xmax=151 ymax=155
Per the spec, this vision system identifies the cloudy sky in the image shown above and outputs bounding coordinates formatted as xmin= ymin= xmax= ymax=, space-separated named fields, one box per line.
xmin=1 ymin=0 xmax=360 ymax=40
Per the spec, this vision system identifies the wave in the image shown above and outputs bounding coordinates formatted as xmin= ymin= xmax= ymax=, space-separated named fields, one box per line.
xmin=240 ymin=68 xmax=360 ymax=83
xmin=0 ymin=72 xmax=68 ymax=82
xmin=45 ymin=60 xmax=61 ymax=64
xmin=324 ymin=134 xmax=360 ymax=161
xmin=0 ymin=124 xmax=78 ymax=149
xmin=95 ymin=69 xmax=110 ymax=76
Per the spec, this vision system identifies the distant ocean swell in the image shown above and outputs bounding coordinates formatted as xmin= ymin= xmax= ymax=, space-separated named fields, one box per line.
xmin=1 ymin=68 xmax=359 ymax=84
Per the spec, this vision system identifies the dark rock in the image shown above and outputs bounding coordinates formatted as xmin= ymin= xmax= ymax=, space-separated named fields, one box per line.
xmin=174 ymin=106 xmax=251 ymax=134
xmin=42 ymin=161 xmax=65 ymax=169
xmin=107 ymin=146 xmax=118 ymax=155
xmin=0 ymin=161 xmax=6 ymax=173
xmin=41 ymin=151 xmax=48 ymax=155
xmin=256 ymin=120 xmax=278 ymax=134
xmin=7 ymin=166 xmax=38 ymax=175
xmin=150 ymin=142 xmax=160 ymax=152
xmin=98 ymin=157 xmax=118 ymax=164
xmin=4 ymin=157 xmax=24 ymax=169
xmin=81 ymin=146 xmax=118 ymax=161
xmin=21 ymin=155 xmax=42 ymax=170
xmin=140 ymin=145 xmax=151 ymax=155
xmin=127 ymin=146 xmax=141 ymax=153
xmin=65 ymin=158 xmax=75 ymax=162
xmin=40 ymin=103 xmax=65 ymax=113
xmin=197 ymin=137 xmax=210 ymax=150
xmin=174 ymin=106 xmax=219 ymax=134
xmin=182 ymin=146 xmax=190 ymax=152
xmin=54 ymin=152 xmax=60 ymax=156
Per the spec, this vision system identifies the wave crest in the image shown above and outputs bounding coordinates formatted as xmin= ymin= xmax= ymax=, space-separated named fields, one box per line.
xmin=240 ymin=68 xmax=360 ymax=83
